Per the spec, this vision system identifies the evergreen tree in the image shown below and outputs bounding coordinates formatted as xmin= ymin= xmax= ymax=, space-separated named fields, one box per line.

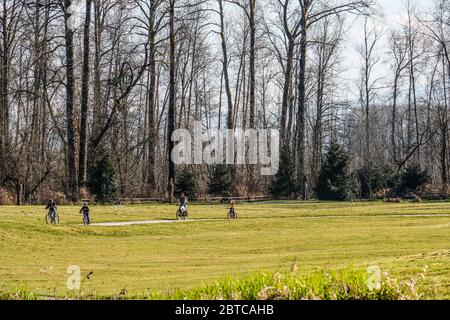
xmin=355 ymin=163 xmax=398 ymax=198
xmin=316 ymin=142 xmax=351 ymax=201
xmin=175 ymin=167 xmax=197 ymax=198
xmin=397 ymin=164 xmax=430 ymax=194
xmin=269 ymin=145 xmax=298 ymax=199
xmin=88 ymin=147 xmax=118 ymax=202
xmin=208 ymin=165 xmax=232 ymax=196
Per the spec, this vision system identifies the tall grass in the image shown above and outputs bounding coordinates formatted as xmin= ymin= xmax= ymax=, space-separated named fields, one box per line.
xmin=0 ymin=269 xmax=424 ymax=300
xmin=0 ymin=288 xmax=37 ymax=300
xmin=139 ymin=269 xmax=422 ymax=300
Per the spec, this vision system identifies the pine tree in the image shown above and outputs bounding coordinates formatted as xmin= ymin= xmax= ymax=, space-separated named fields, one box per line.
xmin=175 ymin=167 xmax=197 ymax=198
xmin=208 ymin=165 xmax=232 ymax=196
xmin=88 ymin=147 xmax=118 ymax=202
xmin=269 ymin=145 xmax=298 ymax=199
xmin=397 ymin=164 xmax=430 ymax=194
xmin=316 ymin=142 xmax=351 ymax=201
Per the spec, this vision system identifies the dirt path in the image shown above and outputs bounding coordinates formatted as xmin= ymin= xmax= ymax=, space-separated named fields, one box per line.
xmin=88 ymin=214 xmax=450 ymax=227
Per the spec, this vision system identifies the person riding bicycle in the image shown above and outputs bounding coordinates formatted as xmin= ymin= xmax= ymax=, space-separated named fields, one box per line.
xmin=79 ymin=201 xmax=90 ymax=225
xmin=179 ymin=192 xmax=188 ymax=214
xmin=45 ymin=199 xmax=57 ymax=222
xmin=228 ymin=199 xmax=237 ymax=218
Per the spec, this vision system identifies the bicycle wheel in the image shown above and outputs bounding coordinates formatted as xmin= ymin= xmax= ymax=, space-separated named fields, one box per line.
xmin=45 ymin=213 xmax=51 ymax=224
xmin=54 ymin=213 xmax=60 ymax=224
xmin=228 ymin=210 xmax=236 ymax=220
xmin=176 ymin=210 xmax=182 ymax=220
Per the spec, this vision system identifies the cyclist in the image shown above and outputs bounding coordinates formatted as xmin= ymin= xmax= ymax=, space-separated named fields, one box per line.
xmin=45 ymin=199 xmax=57 ymax=223
xmin=178 ymin=192 xmax=188 ymax=216
xmin=228 ymin=199 xmax=237 ymax=219
xmin=79 ymin=201 xmax=90 ymax=225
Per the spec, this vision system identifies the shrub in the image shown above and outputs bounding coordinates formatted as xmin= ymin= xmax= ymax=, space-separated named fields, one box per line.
xmin=268 ymin=145 xmax=298 ymax=199
xmin=316 ymin=142 xmax=351 ymax=201
xmin=355 ymin=164 xmax=398 ymax=199
xmin=0 ymin=188 xmax=15 ymax=205
xmin=397 ymin=164 xmax=431 ymax=194
xmin=88 ymin=147 xmax=118 ymax=203
xmin=208 ymin=165 xmax=232 ymax=196
xmin=175 ymin=167 xmax=197 ymax=198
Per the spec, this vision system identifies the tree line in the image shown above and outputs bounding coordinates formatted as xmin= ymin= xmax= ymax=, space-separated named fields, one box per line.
xmin=0 ymin=0 xmax=449 ymax=204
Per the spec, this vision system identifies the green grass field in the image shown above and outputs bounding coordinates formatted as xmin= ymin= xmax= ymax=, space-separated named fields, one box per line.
xmin=1 ymin=201 xmax=450 ymax=299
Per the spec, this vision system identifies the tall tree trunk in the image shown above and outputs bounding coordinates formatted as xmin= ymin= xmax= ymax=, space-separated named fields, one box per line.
xmin=92 ymin=0 xmax=102 ymax=141
xmin=411 ymin=65 xmax=420 ymax=165
xmin=364 ymin=62 xmax=370 ymax=161
xmin=441 ymin=121 xmax=448 ymax=194
xmin=248 ymin=0 xmax=256 ymax=129
xmin=281 ymin=39 xmax=294 ymax=144
xmin=245 ymin=0 xmax=256 ymax=194
xmin=30 ymin=0 xmax=42 ymax=158
xmin=217 ymin=0 xmax=236 ymax=189
xmin=147 ymin=0 xmax=157 ymax=194
xmin=40 ymin=0 xmax=51 ymax=165
xmin=296 ymin=0 xmax=310 ymax=200
xmin=442 ymin=54 xmax=449 ymax=194
xmin=78 ymin=0 xmax=92 ymax=188
xmin=0 ymin=0 xmax=10 ymax=174
xmin=167 ymin=0 xmax=176 ymax=202
xmin=392 ymin=75 xmax=399 ymax=164
xmin=218 ymin=0 xmax=233 ymax=130
xmin=312 ymin=60 xmax=324 ymax=184
xmin=407 ymin=7 xmax=420 ymax=166
xmin=64 ymin=0 xmax=78 ymax=201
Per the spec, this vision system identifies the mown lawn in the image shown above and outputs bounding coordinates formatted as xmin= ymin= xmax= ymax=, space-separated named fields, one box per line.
xmin=0 ymin=201 xmax=449 ymax=299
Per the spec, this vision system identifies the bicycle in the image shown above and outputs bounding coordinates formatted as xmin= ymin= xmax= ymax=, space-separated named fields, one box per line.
xmin=45 ymin=210 xmax=60 ymax=225
xmin=176 ymin=205 xmax=189 ymax=220
xmin=227 ymin=208 xmax=237 ymax=220
xmin=82 ymin=212 xmax=90 ymax=226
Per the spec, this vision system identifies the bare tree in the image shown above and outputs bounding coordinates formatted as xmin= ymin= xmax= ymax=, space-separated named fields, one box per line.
xmin=388 ymin=30 xmax=409 ymax=164
xmin=357 ymin=17 xmax=382 ymax=165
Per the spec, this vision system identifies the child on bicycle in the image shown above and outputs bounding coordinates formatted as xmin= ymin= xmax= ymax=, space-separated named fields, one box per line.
xmin=179 ymin=192 xmax=188 ymax=213
xmin=79 ymin=201 xmax=90 ymax=225
xmin=228 ymin=199 xmax=237 ymax=219
xmin=45 ymin=199 xmax=57 ymax=221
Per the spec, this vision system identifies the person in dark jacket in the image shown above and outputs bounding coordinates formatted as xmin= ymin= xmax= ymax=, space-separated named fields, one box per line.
xmin=45 ymin=199 xmax=57 ymax=222
xmin=79 ymin=201 xmax=90 ymax=225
